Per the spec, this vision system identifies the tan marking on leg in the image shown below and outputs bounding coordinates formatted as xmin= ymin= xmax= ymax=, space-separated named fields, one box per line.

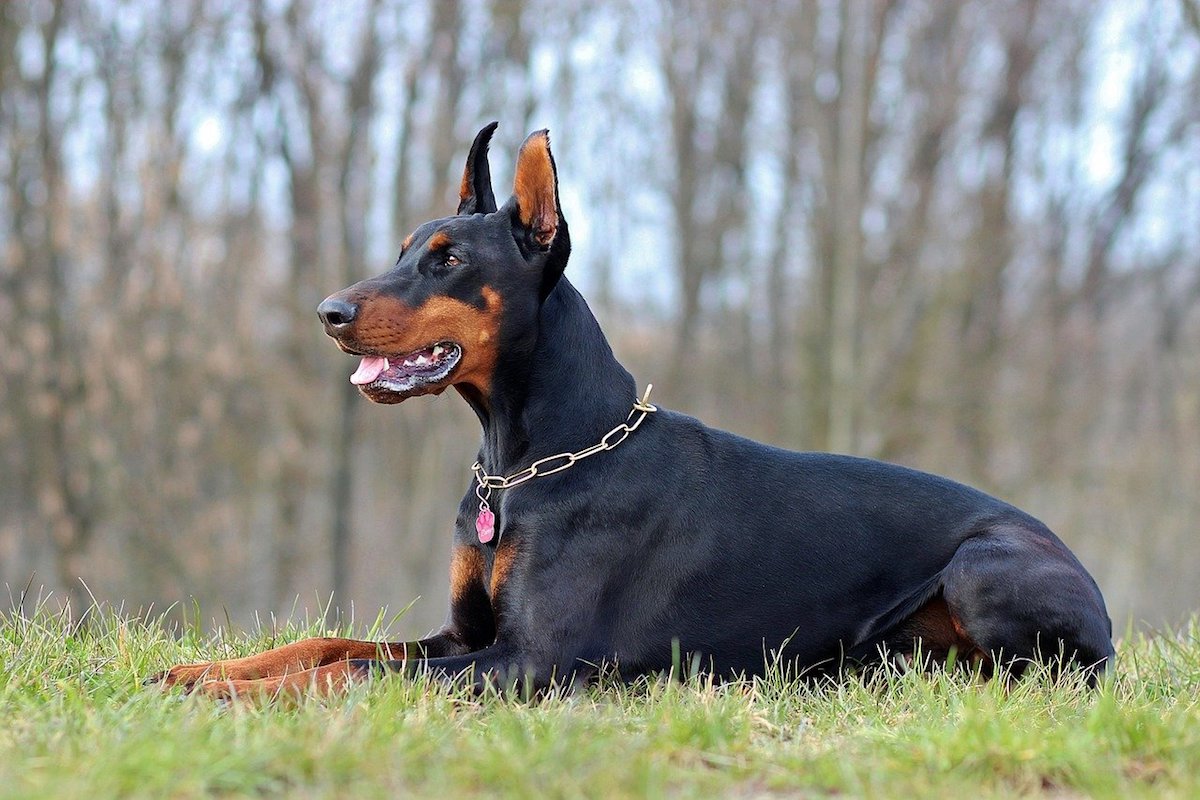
xmin=899 ymin=596 xmax=988 ymax=667
xmin=490 ymin=540 xmax=520 ymax=599
xmin=450 ymin=544 xmax=485 ymax=605
xmin=197 ymin=660 xmax=366 ymax=704
xmin=155 ymin=637 xmax=393 ymax=688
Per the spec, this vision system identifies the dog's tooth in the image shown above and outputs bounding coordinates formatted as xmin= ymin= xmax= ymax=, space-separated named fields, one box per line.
xmin=383 ymin=358 xmax=389 ymax=371
xmin=415 ymin=355 xmax=429 ymax=365
xmin=433 ymin=345 xmax=444 ymax=357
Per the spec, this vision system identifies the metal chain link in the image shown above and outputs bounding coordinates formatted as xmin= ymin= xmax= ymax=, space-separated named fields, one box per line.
xmin=472 ymin=384 xmax=657 ymax=494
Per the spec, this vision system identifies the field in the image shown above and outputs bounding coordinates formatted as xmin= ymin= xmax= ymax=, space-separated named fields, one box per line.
xmin=2 ymin=600 xmax=1198 ymax=799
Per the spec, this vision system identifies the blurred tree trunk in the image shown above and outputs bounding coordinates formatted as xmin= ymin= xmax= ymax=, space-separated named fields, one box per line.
xmin=1025 ymin=19 xmax=1087 ymax=485
xmin=663 ymin=3 xmax=756 ymax=398
xmin=490 ymin=0 xmax=537 ymax=129
xmin=869 ymin=4 xmax=963 ymax=463
xmin=797 ymin=0 xmax=892 ymax=453
xmin=26 ymin=4 xmax=96 ymax=618
xmin=329 ymin=1 xmax=381 ymax=619
xmin=953 ymin=1 xmax=1037 ymax=486
xmin=393 ymin=0 xmax=465 ymax=231
xmin=763 ymin=6 xmax=814 ymax=441
xmin=1054 ymin=27 xmax=1178 ymax=491
xmin=0 ymin=5 xmax=39 ymax=599
xmin=1079 ymin=56 xmax=1166 ymax=325
xmin=826 ymin=0 xmax=870 ymax=455
xmin=253 ymin=0 xmax=329 ymax=612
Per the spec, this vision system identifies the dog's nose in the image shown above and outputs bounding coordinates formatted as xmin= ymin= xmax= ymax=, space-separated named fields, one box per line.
xmin=318 ymin=297 xmax=358 ymax=330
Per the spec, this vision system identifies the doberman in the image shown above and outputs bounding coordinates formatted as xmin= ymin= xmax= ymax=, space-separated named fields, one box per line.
xmin=152 ymin=123 xmax=1115 ymax=699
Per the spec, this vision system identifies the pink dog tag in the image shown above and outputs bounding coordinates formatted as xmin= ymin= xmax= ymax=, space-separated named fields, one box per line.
xmin=476 ymin=507 xmax=496 ymax=543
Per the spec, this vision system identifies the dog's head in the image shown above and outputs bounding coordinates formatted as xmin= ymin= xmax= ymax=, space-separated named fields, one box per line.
xmin=318 ymin=123 xmax=570 ymax=405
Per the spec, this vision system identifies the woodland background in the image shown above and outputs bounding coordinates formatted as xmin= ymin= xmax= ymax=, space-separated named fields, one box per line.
xmin=2 ymin=0 xmax=1199 ymax=635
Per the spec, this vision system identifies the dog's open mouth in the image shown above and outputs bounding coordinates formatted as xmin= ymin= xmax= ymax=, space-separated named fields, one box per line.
xmin=348 ymin=342 xmax=462 ymax=394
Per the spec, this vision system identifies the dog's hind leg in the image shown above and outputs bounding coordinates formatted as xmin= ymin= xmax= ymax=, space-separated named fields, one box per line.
xmin=940 ymin=525 xmax=1115 ymax=684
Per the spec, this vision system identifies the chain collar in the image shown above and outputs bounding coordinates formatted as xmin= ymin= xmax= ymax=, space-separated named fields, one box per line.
xmin=470 ymin=384 xmax=657 ymax=543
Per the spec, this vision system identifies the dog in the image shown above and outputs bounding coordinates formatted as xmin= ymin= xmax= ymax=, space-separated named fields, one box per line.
xmin=152 ymin=123 xmax=1114 ymax=699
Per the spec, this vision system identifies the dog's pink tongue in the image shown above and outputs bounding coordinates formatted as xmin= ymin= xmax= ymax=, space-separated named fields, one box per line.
xmin=350 ymin=356 xmax=388 ymax=385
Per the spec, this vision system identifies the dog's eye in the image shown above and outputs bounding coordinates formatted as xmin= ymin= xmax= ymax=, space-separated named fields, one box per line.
xmin=445 ymin=254 xmax=460 ymax=268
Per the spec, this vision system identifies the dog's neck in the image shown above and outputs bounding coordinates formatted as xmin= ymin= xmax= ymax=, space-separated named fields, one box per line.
xmin=464 ymin=278 xmax=636 ymax=474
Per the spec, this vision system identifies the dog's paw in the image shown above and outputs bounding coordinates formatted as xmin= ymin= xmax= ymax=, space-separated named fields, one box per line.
xmin=145 ymin=663 xmax=219 ymax=691
xmin=205 ymin=662 xmax=369 ymax=703
xmin=193 ymin=678 xmax=268 ymax=703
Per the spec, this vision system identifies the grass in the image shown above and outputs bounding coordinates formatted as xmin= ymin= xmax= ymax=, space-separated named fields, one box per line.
xmin=2 ymin=598 xmax=1199 ymax=799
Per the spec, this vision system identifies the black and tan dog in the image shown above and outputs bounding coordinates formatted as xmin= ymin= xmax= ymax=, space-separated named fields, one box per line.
xmin=152 ymin=124 xmax=1114 ymax=699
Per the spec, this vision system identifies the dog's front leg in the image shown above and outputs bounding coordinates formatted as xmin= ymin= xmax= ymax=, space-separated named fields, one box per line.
xmin=190 ymin=642 xmax=543 ymax=702
xmin=148 ymin=631 xmax=474 ymax=690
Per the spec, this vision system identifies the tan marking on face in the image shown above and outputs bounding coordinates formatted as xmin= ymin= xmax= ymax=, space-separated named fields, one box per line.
xmin=489 ymin=540 xmax=519 ymax=598
xmin=512 ymin=131 xmax=557 ymax=246
xmin=348 ymin=286 xmax=503 ymax=401
xmin=427 ymin=231 xmax=452 ymax=251
xmin=402 ymin=233 xmax=414 ymax=251
xmin=450 ymin=545 xmax=485 ymax=605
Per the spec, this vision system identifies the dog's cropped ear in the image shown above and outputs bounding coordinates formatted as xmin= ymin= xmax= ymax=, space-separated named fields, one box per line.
xmin=511 ymin=129 xmax=559 ymax=250
xmin=457 ymin=121 xmax=499 ymax=215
